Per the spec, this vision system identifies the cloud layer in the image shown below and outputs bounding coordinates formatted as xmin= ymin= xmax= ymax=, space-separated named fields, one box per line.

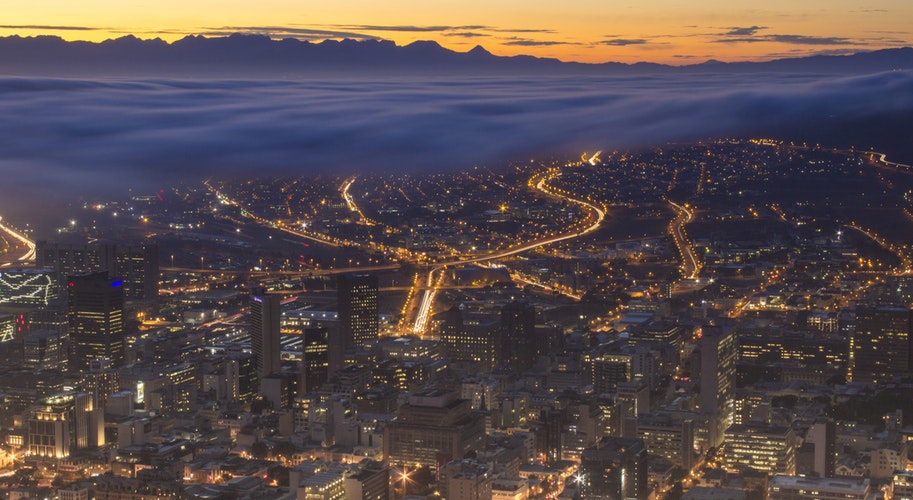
xmin=1 ymin=70 xmax=912 ymax=225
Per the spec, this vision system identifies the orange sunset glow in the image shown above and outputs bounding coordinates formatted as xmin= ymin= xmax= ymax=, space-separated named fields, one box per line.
xmin=3 ymin=0 xmax=912 ymax=64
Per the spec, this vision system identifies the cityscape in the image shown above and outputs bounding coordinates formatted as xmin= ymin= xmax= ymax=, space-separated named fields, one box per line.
xmin=2 ymin=3 xmax=913 ymax=500
xmin=0 ymin=138 xmax=913 ymax=499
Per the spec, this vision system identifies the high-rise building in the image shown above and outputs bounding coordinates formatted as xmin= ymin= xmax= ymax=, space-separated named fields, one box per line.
xmin=299 ymin=470 xmax=345 ymax=500
xmin=37 ymin=242 xmax=159 ymax=300
xmin=68 ymin=272 xmax=125 ymax=372
xmin=804 ymin=419 xmax=836 ymax=478
xmin=250 ymin=288 xmax=281 ymax=382
xmin=440 ymin=460 xmax=493 ymax=500
xmin=80 ymin=358 xmax=120 ymax=410
xmin=849 ymin=306 xmax=913 ymax=384
xmin=27 ymin=391 xmax=103 ymax=459
xmin=498 ymin=301 xmax=536 ymax=373
xmin=893 ymin=471 xmax=913 ymax=500
xmin=579 ymin=437 xmax=648 ymax=500
xmin=301 ymin=327 xmax=330 ymax=395
xmin=344 ymin=461 xmax=391 ymax=500
xmin=23 ymin=329 xmax=66 ymax=371
xmin=637 ymin=411 xmax=696 ymax=471
xmin=725 ymin=423 xmax=796 ymax=475
xmin=700 ymin=325 xmax=736 ymax=447
xmin=592 ymin=352 xmax=632 ymax=393
xmin=337 ymin=274 xmax=378 ymax=350
xmin=0 ymin=268 xmax=57 ymax=306
xmin=441 ymin=308 xmax=497 ymax=370
xmin=384 ymin=389 xmax=486 ymax=472
xmin=225 ymin=350 xmax=257 ymax=403
xmin=112 ymin=243 xmax=159 ymax=301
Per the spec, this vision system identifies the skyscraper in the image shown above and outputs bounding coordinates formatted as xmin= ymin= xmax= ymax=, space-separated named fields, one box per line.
xmin=805 ymin=418 xmax=836 ymax=478
xmin=384 ymin=389 xmax=486 ymax=472
xmin=579 ymin=437 xmax=648 ymax=500
xmin=700 ymin=325 xmax=736 ymax=448
xmin=301 ymin=327 xmax=330 ymax=394
xmin=68 ymin=271 xmax=125 ymax=372
xmin=337 ymin=274 xmax=378 ymax=350
xmin=849 ymin=306 xmax=913 ymax=384
xmin=498 ymin=300 xmax=536 ymax=373
xmin=250 ymin=288 xmax=281 ymax=382
xmin=27 ymin=391 xmax=103 ymax=459
xmin=37 ymin=241 xmax=159 ymax=300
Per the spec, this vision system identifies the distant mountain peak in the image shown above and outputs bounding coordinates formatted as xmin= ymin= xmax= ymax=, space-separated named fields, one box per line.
xmin=0 ymin=34 xmax=909 ymax=77
xmin=468 ymin=45 xmax=493 ymax=57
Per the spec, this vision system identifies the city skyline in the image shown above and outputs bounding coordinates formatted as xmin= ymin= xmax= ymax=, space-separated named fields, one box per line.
xmin=3 ymin=0 xmax=912 ymax=64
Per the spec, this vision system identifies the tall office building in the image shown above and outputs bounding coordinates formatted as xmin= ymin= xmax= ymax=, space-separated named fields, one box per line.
xmin=579 ymin=437 xmax=648 ymax=500
xmin=725 ymin=423 xmax=797 ymax=475
xmin=384 ymin=389 xmax=486 ymax=472
xmin=343 ymin=461 xmax=391 ymax=500
xmin=804 ymin=418 xmax=836 ymax=478
xmin=250 ymin=288 xmax=281 ymax=382
xmin=337 ymin=274 xmax=378 ymax=350
xmin=23 ymin=329 xmax=66 ymax=371
xmin=440 ymin=460 xmax=493 ymax=500
xmin=27 ymin=391 xmax=103 ymax=459
xmin=37 ymin=241 xmax=159 ymax=300
xmin=301 ymin=327 xmax=330 ymax=395
xmin=849 ymin=306 xmax=913 ymax=384
xmin=700 ymin=325 xmax=736 ymax=447
xmin=68 ymin=272 xmax=125 ymax=372
xmin=113 ymin=243 xmax=159 ymax=300
xmin=498 ymin=300 xmax=536 ymax=373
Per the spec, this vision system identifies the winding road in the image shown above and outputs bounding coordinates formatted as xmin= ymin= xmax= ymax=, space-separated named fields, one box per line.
xmin=410 ymin=169 xmax=607 ymax=334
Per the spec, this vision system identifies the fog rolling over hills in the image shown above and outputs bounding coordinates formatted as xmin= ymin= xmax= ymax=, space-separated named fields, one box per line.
xmin=0 ymin=35 xmax=912 ymax=227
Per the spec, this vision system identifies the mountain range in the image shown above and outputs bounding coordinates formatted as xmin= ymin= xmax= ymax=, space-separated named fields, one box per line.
xmin=1 ymin=34 xmax=911 ymax=77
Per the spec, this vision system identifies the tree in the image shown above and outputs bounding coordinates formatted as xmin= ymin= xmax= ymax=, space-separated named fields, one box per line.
xmin=268 ymin=465 xmax=290 ymax=487
xmin=250 ymin=441 xmax=270 ymax=460
xmin=272 ymin=441 xmax=297 ymax=462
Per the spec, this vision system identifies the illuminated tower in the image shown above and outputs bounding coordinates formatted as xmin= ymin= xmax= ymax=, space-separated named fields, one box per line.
xmin=27 ymin=391 xmax=102 ymax=459
xmin=68 ymin=272 xmax=125 ymax=372
xmin=849 ymin=306 xmax=913 ymax=384
xmin=250 ymin=288 xmax=281 ymax=380
xmin=498 ymin=301 xmax=536 ymax=373
xmin=579 ymin=437 xmax=648 ymax=500
xmin=337 ymin=274 xmax=379 ymax=350
xmin=700 ymin=325 xmax=736 ymax=448
xmin=301 ymin=327 xmax=330 ymax=394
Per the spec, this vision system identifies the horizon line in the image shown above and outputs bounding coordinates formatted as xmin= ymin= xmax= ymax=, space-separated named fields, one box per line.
xmin=2 ymin=31 xmax=911 ymax=68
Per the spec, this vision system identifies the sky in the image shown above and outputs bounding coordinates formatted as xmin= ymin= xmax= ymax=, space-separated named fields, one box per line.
xmin=3 ymin=0 xmax=912 ymax=64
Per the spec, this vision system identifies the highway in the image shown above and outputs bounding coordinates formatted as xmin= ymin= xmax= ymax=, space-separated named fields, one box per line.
xmin=205 ymin=180 xmax=344 ymax=248
xmin=340 ymin=176 xmax=378 ymax=226
xmin=868 ymin=151 xmax=913 ymax=170
xmin=0 ymin=217 xmax=36 ymax=267
xmin=161 ymin=264 xmax=401 ymax=276
xmin=410 ymin=168 xmax=607 ymax=334
xmin=843 ymin=223 xmax=913 ymax=271
xmin=667 ymin=200 xmax=700 ymax=280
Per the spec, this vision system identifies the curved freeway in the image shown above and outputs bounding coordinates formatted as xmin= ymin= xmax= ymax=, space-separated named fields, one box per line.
xmin=0 ymin=217 xmax=36 ymax=267
xmin=411 ymin=169 xmax=607 ymax=334
xmin=340 ymin=176 xmax=378 ymax=226
xmin=667 ymin=200 xmax=700 ymax=280
xmin=868 ymin=151 xmax=913 ymax=170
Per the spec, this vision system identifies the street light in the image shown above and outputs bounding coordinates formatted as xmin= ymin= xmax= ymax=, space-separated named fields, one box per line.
xmin=400 ymin=467 xmax=412 ymax=497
